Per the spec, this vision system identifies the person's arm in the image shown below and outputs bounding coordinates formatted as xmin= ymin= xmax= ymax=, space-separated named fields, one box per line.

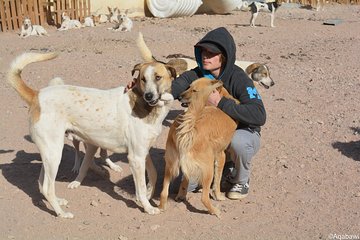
xmin=171 ymin=69 xmax=199 ymax=99
xmin=218 ymin=72 xmax=266 ymax=127
xmin=218 ymin=96 xmax=266 ymax=126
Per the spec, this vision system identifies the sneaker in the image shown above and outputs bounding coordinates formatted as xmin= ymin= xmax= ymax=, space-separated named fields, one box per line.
xmin=226 ymin=183 xmax=249 ymax=200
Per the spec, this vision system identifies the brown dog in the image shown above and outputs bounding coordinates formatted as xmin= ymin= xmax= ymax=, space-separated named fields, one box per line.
xmin=159 ymin=78 xmax=238 ymax=217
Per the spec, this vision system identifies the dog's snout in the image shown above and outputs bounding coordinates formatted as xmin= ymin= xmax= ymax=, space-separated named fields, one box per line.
xmin=145 ymin=92 xmax=154 ymax=101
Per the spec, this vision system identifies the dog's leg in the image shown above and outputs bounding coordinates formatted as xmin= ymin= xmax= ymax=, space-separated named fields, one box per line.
xmin=270 ymin=11 xmax=275 ymax=28
xmin=145 ymin=154 xmax=157 ymax=200
xmin=128 ymin=152 xmax=160 ymax=215
xmin=212 ymin=151 xmax=226 ymax=201
xmin=160 ymin=142 xmax=179 ymax=210
xmin=100 ymin=148 xmax=122 ymax=172
xmin=175 ymin=175 xmax=189 ymax=202
xmin=250 ymin=12 xmax=258 ymax=27
xmin=68 ymin=144 xmax=98 ymax=189
xmin=71 ymin=138 xmax=82 ymax=173
xmin=36 ymin=131 xmax=74 ymax=218
xmin=200 ymin=159 xmax=221 ymax=217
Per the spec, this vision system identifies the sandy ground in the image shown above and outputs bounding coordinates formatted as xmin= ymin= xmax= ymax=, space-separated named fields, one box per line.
xmin=0 ymin=4 xmax=360 ymax=240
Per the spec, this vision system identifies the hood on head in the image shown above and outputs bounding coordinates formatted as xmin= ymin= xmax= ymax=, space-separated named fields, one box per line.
xmin=194 ymin=27 xmax=236 ymax=80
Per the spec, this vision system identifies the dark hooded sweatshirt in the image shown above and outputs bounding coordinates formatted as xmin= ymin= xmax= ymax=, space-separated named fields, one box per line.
xmin=171 ymin=27 xmax=266 ymax=133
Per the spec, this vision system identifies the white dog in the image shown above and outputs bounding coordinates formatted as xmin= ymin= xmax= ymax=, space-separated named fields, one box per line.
xmin=108 ymin=9 xmax=133 ymax=32
xmin=7 ymin=47 xmax=176 ymax=217
xmin=20 ymin=17 xmax=48 ymax=38
xmin=58 ymin=12 xmax=82 ymax=31
xmin=83 ymin=16 xmax=95 ymax=27
xmin=108 ymin=7 xmax=120 ymax=23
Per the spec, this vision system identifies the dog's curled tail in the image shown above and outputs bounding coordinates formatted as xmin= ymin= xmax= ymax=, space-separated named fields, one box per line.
xmin=7 ymin=52 xmax=58 ymax=105
xmin=136 ymin=32 xmax=153 ymax=62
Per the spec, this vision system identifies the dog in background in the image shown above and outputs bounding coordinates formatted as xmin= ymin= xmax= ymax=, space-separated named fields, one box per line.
xmin=58 ymin=12 xmax=82 ymax=31
xmin=108 ymin=9 xmax=133 ymax=32
xmin=240 ymin=0 xmax=281 ymax=27
xmin=93 ymin=13 xmax=109 ymax=24
xmin=20 ymin=17 xmax=48 ymax=38
xmin=108 ymin=6 xmax=120 ymax=23
xmin=83 ymin=16 xmax=95 ymax=27
xmin=159 ymin=78 xmax=238 ymax=217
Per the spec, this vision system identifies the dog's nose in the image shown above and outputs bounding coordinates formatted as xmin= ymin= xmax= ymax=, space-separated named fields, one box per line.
xmin=271 ymin=81 xmax=275 ymax=86
xmin=144 ymin=92 xmax=154 ymax=101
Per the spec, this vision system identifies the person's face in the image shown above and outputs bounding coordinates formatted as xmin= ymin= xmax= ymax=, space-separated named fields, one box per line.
xmin=201 ymin=48 xmax=222 ymax=72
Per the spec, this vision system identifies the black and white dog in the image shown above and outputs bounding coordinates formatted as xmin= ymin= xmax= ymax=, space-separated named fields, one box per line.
xmin=241 ymin=0 xmax=281 ymax=28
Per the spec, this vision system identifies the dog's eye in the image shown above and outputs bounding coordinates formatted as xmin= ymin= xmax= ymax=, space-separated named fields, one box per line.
xmin=155 ymin=76 xmax=162 ymax=81
xmin=141 ymin=77 xmax=146 ymax=82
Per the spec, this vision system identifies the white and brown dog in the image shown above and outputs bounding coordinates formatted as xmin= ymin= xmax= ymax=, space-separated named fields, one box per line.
xmin=7 ymin=46 xmax=176 ymax=217
xmin=165 ymin=57 xmax=275 ymax=89
xmin=19 ymin=17 xmax=48 ymax=38
xmin=57 ymin=12 xmax=82 ymax=31
xmin=241 ymin=0 xmax=281 ymax=28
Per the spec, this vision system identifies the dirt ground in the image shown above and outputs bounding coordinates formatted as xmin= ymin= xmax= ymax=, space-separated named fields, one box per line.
xmin=0 ymin=3 xmax=359 ymax=240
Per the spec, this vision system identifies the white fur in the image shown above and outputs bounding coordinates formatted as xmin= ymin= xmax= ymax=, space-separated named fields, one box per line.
xmin=20 ymin=17 xmax=48 ymax=38
xmin=108 ymin=10 xmax=133 ymax=32
xmin=108 ymin=7 xmax=120 ymax=23
xmin=8 ymin=52 xmax=174 ymax=218
xmin=58 ymin=12 xmax=82 ymax=31
xmin=83 ymin=16 xmax=95 ymax=27
xmin=48 ymin=77 xmax=121 ymax=175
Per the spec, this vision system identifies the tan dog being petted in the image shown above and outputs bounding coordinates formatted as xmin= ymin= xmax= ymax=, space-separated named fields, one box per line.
xmin=7 ymin=49 xmax=176 ymax=218
xmin=159 ymin=77 xmax=238 ymax=217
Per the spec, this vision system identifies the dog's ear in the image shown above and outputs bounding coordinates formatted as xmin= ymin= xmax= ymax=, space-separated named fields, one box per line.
xmin=245 ymin=63 xmax=261 ymax=75
xmin=107 ymin=6 xmax=112 ymax=13
xmin=132 ymin=63 xmax=143 ymax=77
xmin=165 ymin=66 xmax=177 ymax=80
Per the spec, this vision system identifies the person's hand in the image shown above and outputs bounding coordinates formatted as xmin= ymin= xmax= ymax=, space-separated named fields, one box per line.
xmin=124 ymin=79 xmax=136 ymax=93
xmin=207 ymin=89 xmax=221 ymax=106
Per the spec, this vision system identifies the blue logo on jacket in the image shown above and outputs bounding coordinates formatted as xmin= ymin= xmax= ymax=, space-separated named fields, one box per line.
xmin=247 ymin=87 xmax=261 ymax=100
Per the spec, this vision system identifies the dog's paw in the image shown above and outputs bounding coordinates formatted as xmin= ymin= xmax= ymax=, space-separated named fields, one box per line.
xmin=57 ymin=197 xmax=68 ymax=206
xmin=109 ymin=163 xmax=122 ymax=172
xmin=213 ymin=192 xmax=226 ymax=201
xmin=58 ymin=211 xmax=74 ymax=219
xmin=160 ymin=92 xmax=174 ymax=102
xmin=67 ymin=181 xmax=81 ymax=189
xmin=145 ymin=206 xmax=161 ymax=215
xmin=208 ymin=205 xmax=222 ymax=218
xmin=106 ymin=159 xmax=123 ymax=172
xmin=175 ymin=195 xmax=187 ymax=202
